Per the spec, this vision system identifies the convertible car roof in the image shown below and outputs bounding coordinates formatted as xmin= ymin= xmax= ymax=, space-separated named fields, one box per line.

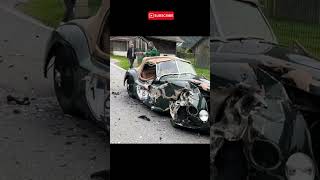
xmin=142 ymin=56 xmax=191 ymax=65
xmin=137 ymin=56 xmax=191 ymax=75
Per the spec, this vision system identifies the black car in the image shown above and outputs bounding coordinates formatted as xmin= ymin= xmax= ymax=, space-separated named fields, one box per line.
xmin=124 ymin=56 xmax=210 ymax=130
xmin=43 ymin=0 xmax=110 ymax=131
xmin=210 ymin=0 xmax=320 ymax=179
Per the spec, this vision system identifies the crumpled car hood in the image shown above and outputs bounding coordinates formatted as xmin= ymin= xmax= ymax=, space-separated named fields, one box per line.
xmin=212 ymin=41 xmax=320 ymax=95
xmin=211 ymin=67 xmax=316 ymax=176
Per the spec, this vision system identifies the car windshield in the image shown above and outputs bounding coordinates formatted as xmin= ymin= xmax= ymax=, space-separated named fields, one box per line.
xmin=211 ymin=0 xmax=275 ymax=42
xmin=157 ymin=60 xmax=196 ymax=77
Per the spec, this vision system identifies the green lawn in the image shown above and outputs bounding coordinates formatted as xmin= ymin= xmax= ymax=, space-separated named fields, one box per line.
xmin=270 ymin=19 xmax=320 ymax=58
xmin=185 ymin=57 xmax=210 ymax=80
xmin=111 ymin=54 xmax=210 ymax=80
xmin=111 ymin=55 xmax=131 ymax=70
xmin=195 ymin=68 xmax=210 ymax=80
xmin=17 ymin=0 xmax=102 ymax=28
xmin=17 ymin=0 xmax=64 ymax=28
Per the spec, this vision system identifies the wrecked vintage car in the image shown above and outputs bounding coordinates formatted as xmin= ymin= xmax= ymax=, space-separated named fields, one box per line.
xmin=211 ymin=67 xmax=319 ymax=180
xmin=43 ymin=0 xmax=110 ymax=131
xmin=124 ymin=56 xmax=210 ymax=130
xmin=211 ymin=0 xmax=320 ymax=179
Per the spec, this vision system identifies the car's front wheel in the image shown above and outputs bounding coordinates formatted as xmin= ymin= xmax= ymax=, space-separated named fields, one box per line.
xmin=53 ymin=46 xmax=79 ymax=114
xmin=126 ymin=76 xmax=135 ymax=98
xmin=53 ymin=46 xmax=108 ymax=130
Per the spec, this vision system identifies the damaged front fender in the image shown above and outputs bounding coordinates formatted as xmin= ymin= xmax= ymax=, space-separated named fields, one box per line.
xmin=169 ymin=86 xmax=210 ymax=130
xmin=211 ymin=67 xmax=319 ymax=179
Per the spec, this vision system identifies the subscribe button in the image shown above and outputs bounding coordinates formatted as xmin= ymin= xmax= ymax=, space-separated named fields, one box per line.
xmin=148 ymin=11 xmax=175 ymax=21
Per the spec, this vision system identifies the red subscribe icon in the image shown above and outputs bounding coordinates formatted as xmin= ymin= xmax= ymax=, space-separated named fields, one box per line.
xmin=148 ymin=11 xmax=175 ymax=21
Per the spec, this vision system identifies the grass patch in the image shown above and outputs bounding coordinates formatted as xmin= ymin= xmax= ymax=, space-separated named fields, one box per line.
xmin=195 ymin=68 xmax=210 ymax=80
xmin=111 ymin=55 xmax=210 ymax=80
xmin=111 ymin=55 xmax=131 ymax=70
xmin=270 ymin=19 xmax=320 ymax=58
xmin=17 ymin=0 xmax=102 ymax=28
xmin=185 ymin=57 xmax=210 ymax=80
xmin=17 ymin=0 xmax=64 ymax=28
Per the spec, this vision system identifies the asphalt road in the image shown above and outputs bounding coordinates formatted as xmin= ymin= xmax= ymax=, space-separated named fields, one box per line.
xmin=0 ymin=1 xmax=54 ymax=98
xmin=0 ymin=3 xmax=108 ymax=180
xmin=110 ymin=61 xmax=209 ymax=144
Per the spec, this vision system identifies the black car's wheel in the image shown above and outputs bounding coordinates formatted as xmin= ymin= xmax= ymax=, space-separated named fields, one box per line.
xmin=126 ymin=76 xmax=135 ymax=98
xmin=53 ymin=47 xmax=79 ymax=114
xmin=53 ymin=46 xmax=97 ymax=123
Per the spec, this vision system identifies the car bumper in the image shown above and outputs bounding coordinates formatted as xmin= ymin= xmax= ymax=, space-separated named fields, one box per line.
xmin=174 ymin=115 xmax=210 ymax=131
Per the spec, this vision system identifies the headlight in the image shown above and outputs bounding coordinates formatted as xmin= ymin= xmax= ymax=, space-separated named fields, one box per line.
xmin=286 ymin=153 xmax=315 ymax=180
xmin=199 ymin=110 xmax=209 ymax=122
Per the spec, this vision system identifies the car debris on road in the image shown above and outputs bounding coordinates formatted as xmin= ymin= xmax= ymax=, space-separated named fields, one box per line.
xmin=138 ymin=115 xmax=151 ymax=121
xmin=7 ymin=95 xmax=30 ymax=105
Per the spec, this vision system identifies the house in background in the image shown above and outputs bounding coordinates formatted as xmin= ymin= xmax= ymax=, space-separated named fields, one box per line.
xmin=144 ymin=36 xmax=184 ymax=55
xmin=110 ymin=36 xmax=184 ymax=56
xmin=180 ymin=36 xmax=210 ymax=69
xmin=110 ymin=36 xmax=139 ymax=56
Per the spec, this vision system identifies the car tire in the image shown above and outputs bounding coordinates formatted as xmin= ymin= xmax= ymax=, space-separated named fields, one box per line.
xmin=53 ymin=46 xmax=98 ymax=124
xmin=53 ymin=46 xmax=79 ymax=115
xmin=126 ymin=76 xmax=135 ymax=98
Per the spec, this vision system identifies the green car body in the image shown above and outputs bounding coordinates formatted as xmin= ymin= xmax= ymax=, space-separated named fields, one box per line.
xmin=124 ymin=56 xmax=210 ymax=131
